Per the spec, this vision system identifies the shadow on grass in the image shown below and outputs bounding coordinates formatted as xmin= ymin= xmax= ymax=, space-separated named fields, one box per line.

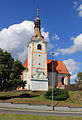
xmin=0 ymin=93 xmax=39 ymax=100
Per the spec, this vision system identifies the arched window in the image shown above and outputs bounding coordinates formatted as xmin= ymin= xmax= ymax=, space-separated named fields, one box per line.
xmin=37 ymin=44 xmax=42 ymax=50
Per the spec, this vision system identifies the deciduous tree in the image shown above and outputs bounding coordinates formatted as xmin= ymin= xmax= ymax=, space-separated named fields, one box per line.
xmin=0 ymin=48 xmax=25 ymax=91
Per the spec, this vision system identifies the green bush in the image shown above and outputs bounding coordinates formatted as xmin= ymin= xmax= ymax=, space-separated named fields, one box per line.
xmin=44 ymin=88 xmax=69 ymax=101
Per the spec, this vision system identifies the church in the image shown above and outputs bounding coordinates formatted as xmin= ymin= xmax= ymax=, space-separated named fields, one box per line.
xmin=21 ymin=10 xmax=70 ymax=91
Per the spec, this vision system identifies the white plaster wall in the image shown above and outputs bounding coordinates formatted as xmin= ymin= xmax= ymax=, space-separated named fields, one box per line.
xmin=23 ymin=70 xmax=28 ymax=89
xmin=28 ymin=42 xmax=33 ymax=81
xmin=23 ymin=70 xmax=28 ymax=81
xmin=30 ymin=79 xmax=48 ymax=91
xmin=48 ymin=72 xmax=70 ymax=86
xmin=48 ymin=72 xmax=56 ymax=86
xmin=28 ymin=43 xmax=32 ymax=69
xmin=57 ymin=74 xmax=69 ymax=85
xmin=33 ymin=53 xmax=46 ymax=68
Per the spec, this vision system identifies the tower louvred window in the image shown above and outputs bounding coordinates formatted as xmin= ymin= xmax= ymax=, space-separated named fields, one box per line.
xmin=37 ymin=44 xmax=42 ymax=50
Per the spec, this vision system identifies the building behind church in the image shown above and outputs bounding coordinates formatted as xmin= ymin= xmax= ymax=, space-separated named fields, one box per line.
xmin=20 ymin=11 xmax=70 ymax=91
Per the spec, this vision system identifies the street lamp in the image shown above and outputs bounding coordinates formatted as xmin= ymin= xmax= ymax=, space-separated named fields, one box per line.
xmin=51 ymin=52 xmax=54 ymax=111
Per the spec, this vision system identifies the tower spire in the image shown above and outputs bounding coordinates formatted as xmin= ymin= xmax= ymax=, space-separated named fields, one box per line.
xmin=32 ymin=9 xmax=44 ymax=41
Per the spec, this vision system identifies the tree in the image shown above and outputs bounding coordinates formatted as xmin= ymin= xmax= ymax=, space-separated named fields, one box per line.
xmin=75 ymin=72 xmax=82 ymax=90
xmin=0 ymin=49 xmax=14 ymax=91
xmin=8 ymin=60 xmax=25 ymax=90
xmin=0 ymin=48 xmax=25 ymax=91
xmin=77 ymin=72 xmax=82 ymax=83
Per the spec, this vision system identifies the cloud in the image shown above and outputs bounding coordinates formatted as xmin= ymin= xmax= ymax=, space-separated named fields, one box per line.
xmin=52 ymin=33 xmax=60 ymax=40
xmin=63 ymin=59 xmax=79 ymax=74
xmin=58 ymin=33 xmax=82 ymax=54
xmin=74 ymin=1 xmax=77 ymax=7
xmin=70 ymin=74 xmax=77 ymax=80
xmin=63 ymin=59 xmax=79 ymax=81
xmin=79 ymin=10 xmax=82 ymax=17
xmin=54 ymin=52 xmax=60 ymax=56
xmin=70 ymin=36 xmax=75 ymax=40
xmin=77 ymin=4 xmax=82 ymax=17
xmin=41 ymin=28 xmax=49 ymax=42
xmin=0 ymin=21 xmax=50 ymax=62
xmin=77 ymin=4 xmax=82 ymax=11
xmin=18 ymin=47 xmax=28 ymax=63
xmin=47 ymin=43 xmax=53 ymax=50
xmin=0 ymin=20 xmax=34 ymax=61
xmin=41 ymin=28 xmax=53 ymax=51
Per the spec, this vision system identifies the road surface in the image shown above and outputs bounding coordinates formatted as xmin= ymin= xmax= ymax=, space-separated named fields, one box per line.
xmin=0 ymin=108 xmax=82 ymax=117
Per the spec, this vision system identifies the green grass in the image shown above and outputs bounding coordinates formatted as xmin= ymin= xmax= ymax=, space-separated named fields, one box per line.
xmin=0 ymin=91 xmax=82 ymax=107
xmin=0 ymin=114 xmax=82 ymax=120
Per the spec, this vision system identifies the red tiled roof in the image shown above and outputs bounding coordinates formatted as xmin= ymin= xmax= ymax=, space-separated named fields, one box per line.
xmin=23 ymin=57 xmax=70 ymax=75
xmin=23 ymin=57 xmax=28 ymax=69
xmin=47 ymin=60 xmax=70 ymax=74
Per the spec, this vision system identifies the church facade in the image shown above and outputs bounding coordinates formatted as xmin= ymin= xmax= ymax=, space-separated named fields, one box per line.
xmin=21 ymin=12 xmax=70 ymax=91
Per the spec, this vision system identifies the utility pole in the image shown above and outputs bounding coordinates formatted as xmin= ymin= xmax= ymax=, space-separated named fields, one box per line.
xmin=51 ymin=52 xmax=54 ymax=111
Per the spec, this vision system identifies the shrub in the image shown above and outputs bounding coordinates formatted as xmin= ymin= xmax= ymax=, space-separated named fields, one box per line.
xmin=44 ymin=88 xmax=69 ymax=101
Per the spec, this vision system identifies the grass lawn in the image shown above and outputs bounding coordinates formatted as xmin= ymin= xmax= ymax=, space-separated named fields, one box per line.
xmin=0 ymin=91 xmax=82 ymax=107
xmin=0 ymin=114 xmax=82 ymax=120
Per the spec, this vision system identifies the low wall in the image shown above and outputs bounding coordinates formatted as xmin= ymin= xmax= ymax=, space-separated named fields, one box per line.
xmin=65 ymin=84 xmax=82 ymax=91
xmin=0 ymin=102 xmax=82 ymax=112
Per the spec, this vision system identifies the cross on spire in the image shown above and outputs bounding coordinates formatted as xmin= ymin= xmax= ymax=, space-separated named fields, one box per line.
xmin=37 ymin=8 xmax=39 ymax=16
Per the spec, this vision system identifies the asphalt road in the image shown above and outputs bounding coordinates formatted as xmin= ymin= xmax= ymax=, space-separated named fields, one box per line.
xmin=0 ymin=108 xmax=82 ymax=117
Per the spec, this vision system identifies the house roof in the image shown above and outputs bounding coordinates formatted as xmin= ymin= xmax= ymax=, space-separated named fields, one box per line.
xmin=23 ymin=57 xmax=70 ymax=75
xmin=23 ymin=57 xmax=28 ymax=69
xmin=47 ymin=60 xmax=70 ymax=74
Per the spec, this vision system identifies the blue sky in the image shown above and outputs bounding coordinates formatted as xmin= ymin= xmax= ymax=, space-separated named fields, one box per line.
xmin=0 ymin=0 xmax=82 ymax=84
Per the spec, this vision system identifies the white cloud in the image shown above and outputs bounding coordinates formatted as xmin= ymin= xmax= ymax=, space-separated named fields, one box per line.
xmin=0 ymin=20 xmax=34 ymax=61
xmin=41 ymin=28 xmax=53 ymax=53
xmin=63 ymin=59 xmax=79 ymax=74
xmin=47 ymin=43 xmax=53 ymax=50
xmin=77 ymin=4 xmax=82 ymax=11
xmin=54 ymin=52 xmax=60 ymax=56
xmin=58 ymin=33 xmax=82 ymax=54
xmin=52 ymin=33 xmax=60 ymax=40
xmin=41 ymin=28 xmax=49 ymax=42
xmin=18 ymin=46 xmax=28 ymax=62
xmin=74 ymin=1 xmax=77 ymax=7
xmin=41 ymin=28 xmax=53 ymax=51
xmin=70 ymin=74 xmax=77 ymax=80
xmin=79 ymin=10 xmax=82 ymax=17
xmin=77 ymin=4 xmax=82 ymax=17
xmin=70 ymin=36 xmax=75 ymax=40
xmin=63 ymin=59 xmax=79 ymax=81
xmin=0 ymin=21 xmax=50 ymax=62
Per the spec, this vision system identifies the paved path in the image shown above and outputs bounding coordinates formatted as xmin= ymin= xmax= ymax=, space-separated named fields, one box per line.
xmin=0 ymin=108 xmax=82 ymax=117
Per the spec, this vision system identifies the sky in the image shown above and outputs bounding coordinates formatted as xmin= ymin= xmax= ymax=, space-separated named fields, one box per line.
xmin=0 ymin=0 xmax=82 ymax=84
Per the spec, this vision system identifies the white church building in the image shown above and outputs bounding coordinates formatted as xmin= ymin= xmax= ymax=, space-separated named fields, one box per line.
xmin=20 ymin=11 xmax=70 ymax=91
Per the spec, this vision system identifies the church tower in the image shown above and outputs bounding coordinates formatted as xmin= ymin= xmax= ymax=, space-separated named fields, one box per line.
xmin=27 ymin=9 xmax=48 ymax=91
